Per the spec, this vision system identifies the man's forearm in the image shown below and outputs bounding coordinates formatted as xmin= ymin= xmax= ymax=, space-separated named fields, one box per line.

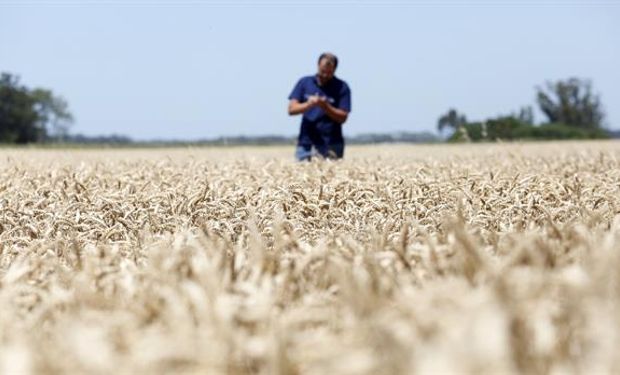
xmin=321 ymin=103 xmax=349 ymax=124
xmin=288 ymin=100 xmax=313 ymax=115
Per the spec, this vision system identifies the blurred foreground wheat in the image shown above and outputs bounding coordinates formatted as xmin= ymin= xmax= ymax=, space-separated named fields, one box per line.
xmin=2 ymin=142 xmax=620 ymax=374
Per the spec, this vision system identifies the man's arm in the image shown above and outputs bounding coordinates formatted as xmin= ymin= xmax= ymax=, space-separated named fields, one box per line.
xmin=318 ymin=98 xmax=349 ymax=124
xmin=288 ymin=96 xmax=319 ymax=116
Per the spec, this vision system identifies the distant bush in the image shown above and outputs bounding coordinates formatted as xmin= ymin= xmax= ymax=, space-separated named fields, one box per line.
xmin=486 ymin=117 xmax=527 ymax=141
xmin=449 ymin=118 xmax=609 ymax=142
xmin=525 ymin=123 xmax=608 ymax=140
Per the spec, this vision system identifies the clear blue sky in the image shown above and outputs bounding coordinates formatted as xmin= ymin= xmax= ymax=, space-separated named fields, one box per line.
xmin=1 ymin=1 xmax=619 ymax=140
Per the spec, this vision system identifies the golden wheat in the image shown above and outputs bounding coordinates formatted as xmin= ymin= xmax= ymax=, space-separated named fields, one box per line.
xmin=1 ymin=142 xmax=620 ymax=374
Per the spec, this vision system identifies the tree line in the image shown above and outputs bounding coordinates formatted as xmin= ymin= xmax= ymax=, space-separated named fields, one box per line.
xmin=438 ymin=77 xmax=608 ymax=141
xmin=0 ymin=72 xmax=610 ymax=145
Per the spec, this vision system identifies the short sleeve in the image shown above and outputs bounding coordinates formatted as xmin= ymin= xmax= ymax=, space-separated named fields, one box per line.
xmin=288 ymin=78 xmax=305 ymax=101
xmin=339 ymin=82 xmax=351 ymax=112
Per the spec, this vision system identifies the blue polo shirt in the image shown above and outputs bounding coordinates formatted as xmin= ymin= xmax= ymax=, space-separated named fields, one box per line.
xmin=288 ymin=75 xmax=351 ymax=147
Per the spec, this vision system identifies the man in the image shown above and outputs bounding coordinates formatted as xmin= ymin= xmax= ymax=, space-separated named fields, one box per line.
xmin=288 ymin=52 xmax=351 ymax=161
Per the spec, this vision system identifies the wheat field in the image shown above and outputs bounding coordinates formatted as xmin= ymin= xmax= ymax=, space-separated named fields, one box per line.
xmin=1 ymin=142 xmax=620 ymax=374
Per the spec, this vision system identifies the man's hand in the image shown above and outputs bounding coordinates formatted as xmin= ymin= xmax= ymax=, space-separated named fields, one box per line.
xmin=288 ymin=95 xmax=348 ymax=124
xmin=316 ymin=96 xmax=349 ymax=124
xmin=307 ymin=95 xmax=321 ymax=107
xmin=316 ymin=96 xmax=328 ymax=109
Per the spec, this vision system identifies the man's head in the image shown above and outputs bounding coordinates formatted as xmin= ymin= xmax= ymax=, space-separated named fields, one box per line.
xmin=317 ymin=52 xmax=338 ymax=85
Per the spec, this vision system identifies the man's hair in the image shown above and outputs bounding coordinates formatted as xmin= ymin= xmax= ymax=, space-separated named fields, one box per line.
xmin=318 ymin=52 xmax=338 ymax=69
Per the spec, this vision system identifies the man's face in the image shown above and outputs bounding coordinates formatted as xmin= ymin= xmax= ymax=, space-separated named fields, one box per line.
xmin=317 ymin=58 xmax=335 ymax=84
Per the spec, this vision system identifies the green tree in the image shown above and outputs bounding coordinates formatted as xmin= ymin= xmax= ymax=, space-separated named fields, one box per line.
xmin=0 ymin=72 xmax=73 ymax=143
xmin=0 ymin=73 xmax=43 ymax=143
xmin=437 ymin=109 xmax=468 ymax=133
xmin=536 ymin=78 xmax=605 ymax=129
